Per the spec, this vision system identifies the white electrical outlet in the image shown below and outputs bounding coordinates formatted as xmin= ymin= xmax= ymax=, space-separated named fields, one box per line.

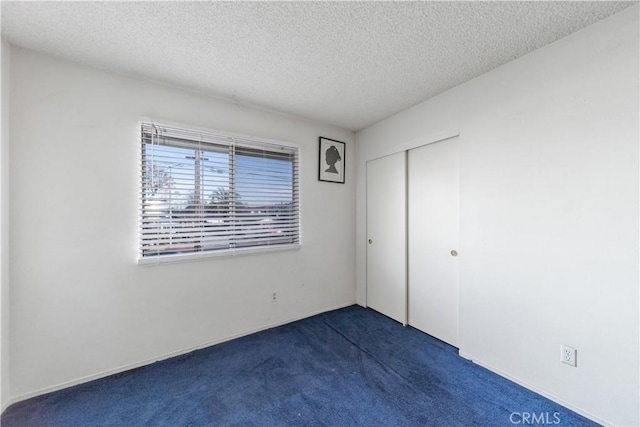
xmin=271 ymin=292 xmax=277 ymax=302
xmin=560 ymin=345 xmax=577 ymax=367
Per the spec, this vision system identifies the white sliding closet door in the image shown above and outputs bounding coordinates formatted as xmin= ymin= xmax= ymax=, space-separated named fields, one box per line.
xmin=366 ymin=152 xmax=407 ymax=324
xmin=408 ymin=139 xmax=459 ymax=346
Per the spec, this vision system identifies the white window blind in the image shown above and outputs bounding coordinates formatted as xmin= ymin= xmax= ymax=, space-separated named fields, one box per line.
xmin=139 ymin=122 xmax=300 ymax=262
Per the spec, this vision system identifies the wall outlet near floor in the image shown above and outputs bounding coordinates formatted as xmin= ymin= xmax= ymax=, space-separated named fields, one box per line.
xmin=271 ymin=292 xmax=277 ymax=302
xmin=560 ymin=345 xmax=577 ymax=367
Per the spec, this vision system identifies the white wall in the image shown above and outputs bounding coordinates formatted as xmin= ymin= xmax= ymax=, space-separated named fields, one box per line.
xmin=0 ymin=39 xmax=10 ymax=412
xmin=7 ymin=46 xmax=356 ymax=402
xmin=356 ymin=6 xmax=639 ymax=426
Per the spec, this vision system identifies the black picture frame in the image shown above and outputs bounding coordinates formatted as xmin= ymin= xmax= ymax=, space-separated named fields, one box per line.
xmin=318 ymin=137 xmax=345 ymax=184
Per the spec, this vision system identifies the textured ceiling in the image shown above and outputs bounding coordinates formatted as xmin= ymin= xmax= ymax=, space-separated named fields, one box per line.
xmin=1 ymin=1 xmax=636 ymax=131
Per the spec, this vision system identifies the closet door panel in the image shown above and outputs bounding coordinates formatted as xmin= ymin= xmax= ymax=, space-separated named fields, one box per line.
xmin=408 ymin=139 xmax=459 ymax=346
xmin=366 ymin=152 xmax=407 ymax=324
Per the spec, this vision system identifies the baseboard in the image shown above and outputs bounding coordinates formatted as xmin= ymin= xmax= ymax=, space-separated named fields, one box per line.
xmin=4 ymin=302 xmax=355 ymax=410
xmin=458 ymin=350 xmax=613 ymax=427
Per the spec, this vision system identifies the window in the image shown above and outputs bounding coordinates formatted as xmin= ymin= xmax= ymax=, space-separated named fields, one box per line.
xmin=139 ymin=122 xmax=300 ymax=263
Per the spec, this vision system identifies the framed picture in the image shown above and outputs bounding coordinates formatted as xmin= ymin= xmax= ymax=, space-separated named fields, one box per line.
xmin=318 ymin=137 xmax=345 ymax=184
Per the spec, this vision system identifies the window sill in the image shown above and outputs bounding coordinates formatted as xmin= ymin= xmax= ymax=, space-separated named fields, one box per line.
xmin=137 ymin=243 xmax=301 ymax=265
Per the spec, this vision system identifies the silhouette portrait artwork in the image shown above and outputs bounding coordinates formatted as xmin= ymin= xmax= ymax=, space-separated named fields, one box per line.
xmin=325 ymin=145 xmax=341 ymax=174
xmin=318 ymin=137 xmax=345 ymax=183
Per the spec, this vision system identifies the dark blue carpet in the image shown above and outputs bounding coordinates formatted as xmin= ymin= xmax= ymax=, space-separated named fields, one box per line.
xmin=2 ymin=305 xmax=598 ymax=426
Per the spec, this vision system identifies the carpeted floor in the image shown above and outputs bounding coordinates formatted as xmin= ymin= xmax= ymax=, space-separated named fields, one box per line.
xmin=2 ymin=305 xmax=598 ymax=426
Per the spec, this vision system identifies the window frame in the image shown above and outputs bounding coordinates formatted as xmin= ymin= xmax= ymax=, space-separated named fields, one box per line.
xmin=137 ymin=120 xmax=301 ymax=265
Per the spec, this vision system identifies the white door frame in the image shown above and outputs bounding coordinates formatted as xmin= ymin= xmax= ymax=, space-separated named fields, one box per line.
xmin=364 ymin=131 xmax=460 ymax=331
